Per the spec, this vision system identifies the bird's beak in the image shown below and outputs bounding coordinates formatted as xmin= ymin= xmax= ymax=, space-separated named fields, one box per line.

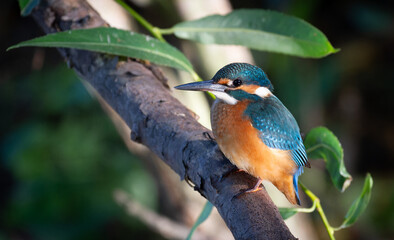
xmin=174 ymin=80 xmax=227 ymax=92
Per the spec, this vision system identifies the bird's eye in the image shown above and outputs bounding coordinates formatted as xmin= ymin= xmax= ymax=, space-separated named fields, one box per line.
xmin=233 ymin=79 xmax=242 ymax=87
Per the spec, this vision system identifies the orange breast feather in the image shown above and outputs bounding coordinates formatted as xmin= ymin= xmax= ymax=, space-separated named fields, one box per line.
xmin=211 ymin=100 xmax=299 ymax=203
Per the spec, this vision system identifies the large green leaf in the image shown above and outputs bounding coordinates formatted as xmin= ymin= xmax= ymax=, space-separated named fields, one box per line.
xmin=18 ymin=0 xmax=40 ymax=16
xmin=336 ymin=174 xmax=373 ymax=230
xmin=172 ymin=9 xmax=338 ymax=58
xmin=8 ymin=27 xmax=193 ymax=73
xmin=304 ymin=127 xmax=352 ymax=191
xmin=186 ymin=201 xmax=213 ymax=240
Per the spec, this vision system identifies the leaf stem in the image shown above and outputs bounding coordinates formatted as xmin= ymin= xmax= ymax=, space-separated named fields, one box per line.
xmin=115 ymin=0 xmax=166 ymax=42
xmin=158 ymin=28 xmax=175 ymax=35
xmin=115 ymin=0 xmax=213 ymax=99
xmin=295 ymin=199 xmax=317 ymax=213
xmin=300 ymin=182 xmax=336 ymax=240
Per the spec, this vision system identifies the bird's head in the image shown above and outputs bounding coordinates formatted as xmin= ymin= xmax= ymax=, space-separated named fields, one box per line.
xmin=175 ymin=63 xmax=274 ymax=105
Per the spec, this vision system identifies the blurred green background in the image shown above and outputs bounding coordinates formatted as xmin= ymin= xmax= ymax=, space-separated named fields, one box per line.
xmin=1 ymin=0 xmax=393 ymax=239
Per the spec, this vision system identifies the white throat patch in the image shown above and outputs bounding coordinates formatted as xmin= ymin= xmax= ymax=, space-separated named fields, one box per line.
xmin=254 ymin=87 xmax=272 ymax=98
xmin=209 ymin=91 xmax=238 ymax=105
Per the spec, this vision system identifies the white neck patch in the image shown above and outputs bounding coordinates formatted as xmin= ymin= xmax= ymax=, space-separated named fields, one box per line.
xmin=209 ymin=91 xmax=238 ymax=105
xmin=254 ymin=87 xmax=272 ymax=98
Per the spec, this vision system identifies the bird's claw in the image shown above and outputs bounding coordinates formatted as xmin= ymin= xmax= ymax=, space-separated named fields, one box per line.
xmin=203 ymin=131 xmax=215 ymax=141
xmin=232 ymin=186 xmax=264 ymax=200
xmin=231 ymin=178 xmax=263 ymax=200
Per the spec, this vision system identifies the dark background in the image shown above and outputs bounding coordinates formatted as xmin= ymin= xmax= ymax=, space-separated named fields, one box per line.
xmin=1 ymin=0 xmax=393 ymax=239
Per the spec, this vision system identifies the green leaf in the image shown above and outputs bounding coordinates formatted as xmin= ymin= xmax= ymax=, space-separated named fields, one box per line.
xmin=172 ymin=9 xmax=338 ymax=58
xmin=186 ymin=201 xmax=213 ymax=240
xmin=304 ymin=127 xmax=352 ymax=191
xmin=7 ymin=27 xmax=193 ymax=73
xmin=279 ymin=200 xmax=317 ymax=220
xmin=336 ymin=173 xmax=373 ymax=230
xmin=279 ymin=207 xmax=299 ymax=220
xmin=18 ymin=0 xmax=40 ymax=16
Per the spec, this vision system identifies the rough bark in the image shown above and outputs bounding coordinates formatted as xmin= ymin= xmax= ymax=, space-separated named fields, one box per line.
xmin=29 ymin=0 xmax=296 ymax=239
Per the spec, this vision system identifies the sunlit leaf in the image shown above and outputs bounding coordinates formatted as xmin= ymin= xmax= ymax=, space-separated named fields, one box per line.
xmin=304 ymin=127 xmax=352 ymax=191
xmin=18 ymin=0 xmax=40 ymax=16
xmin=7 ymin=27 xmax=194 ymax=73
xmin=186 ymin=201 xmax=213 ymax=240
xmin=336 ymin=173 xmax=373 ymax=230
xmin=172 ymin=9 xmax=338 ymax=58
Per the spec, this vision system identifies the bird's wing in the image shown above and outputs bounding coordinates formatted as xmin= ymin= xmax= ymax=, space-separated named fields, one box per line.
xmin=245 ymin=96 xmax=308 ymax=167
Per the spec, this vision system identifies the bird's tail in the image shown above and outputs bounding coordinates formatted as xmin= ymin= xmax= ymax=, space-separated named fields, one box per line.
xmin=293 ymin=166 xmax=304 ymax=205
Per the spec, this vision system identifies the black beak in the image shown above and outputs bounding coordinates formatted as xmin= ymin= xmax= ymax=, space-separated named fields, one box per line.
xmin=174 ymin=80 xmax=227 ymax=92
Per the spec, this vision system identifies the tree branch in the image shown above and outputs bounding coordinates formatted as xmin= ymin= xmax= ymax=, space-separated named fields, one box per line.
xmin=29 ymin=0 xmax=296 ymax=239
xmin=114 ymin=189 xmax=209 ymax=240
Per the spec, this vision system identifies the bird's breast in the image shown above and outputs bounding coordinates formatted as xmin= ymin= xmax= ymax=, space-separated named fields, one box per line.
xmin=211 ymin=100 xmax=297 ymax=181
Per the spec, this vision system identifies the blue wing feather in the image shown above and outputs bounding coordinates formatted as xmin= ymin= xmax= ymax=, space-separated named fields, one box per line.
xmin=245 ymin=95 xmax=308 ymax=167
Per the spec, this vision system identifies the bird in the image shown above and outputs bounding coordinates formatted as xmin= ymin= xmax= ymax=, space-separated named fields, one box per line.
xmin=175 ymin=63 xmax=310 ymax=205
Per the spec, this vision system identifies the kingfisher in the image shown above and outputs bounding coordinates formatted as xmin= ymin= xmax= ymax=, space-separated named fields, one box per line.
xmin=175 ymin=63 xmax=310 ymax=205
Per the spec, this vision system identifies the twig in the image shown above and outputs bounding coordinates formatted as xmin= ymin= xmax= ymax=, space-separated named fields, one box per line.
xmin=114 ymin=190 xmax=208 ymax=240
xmin=300 ymin=183 xmax=335 ymax=240
xmin=114 ymin=0 xmax=166 ymax=42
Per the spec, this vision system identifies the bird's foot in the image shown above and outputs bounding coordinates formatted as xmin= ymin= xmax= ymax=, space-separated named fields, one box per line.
xmin=233 ymin=178 xmax=263 ymax=199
